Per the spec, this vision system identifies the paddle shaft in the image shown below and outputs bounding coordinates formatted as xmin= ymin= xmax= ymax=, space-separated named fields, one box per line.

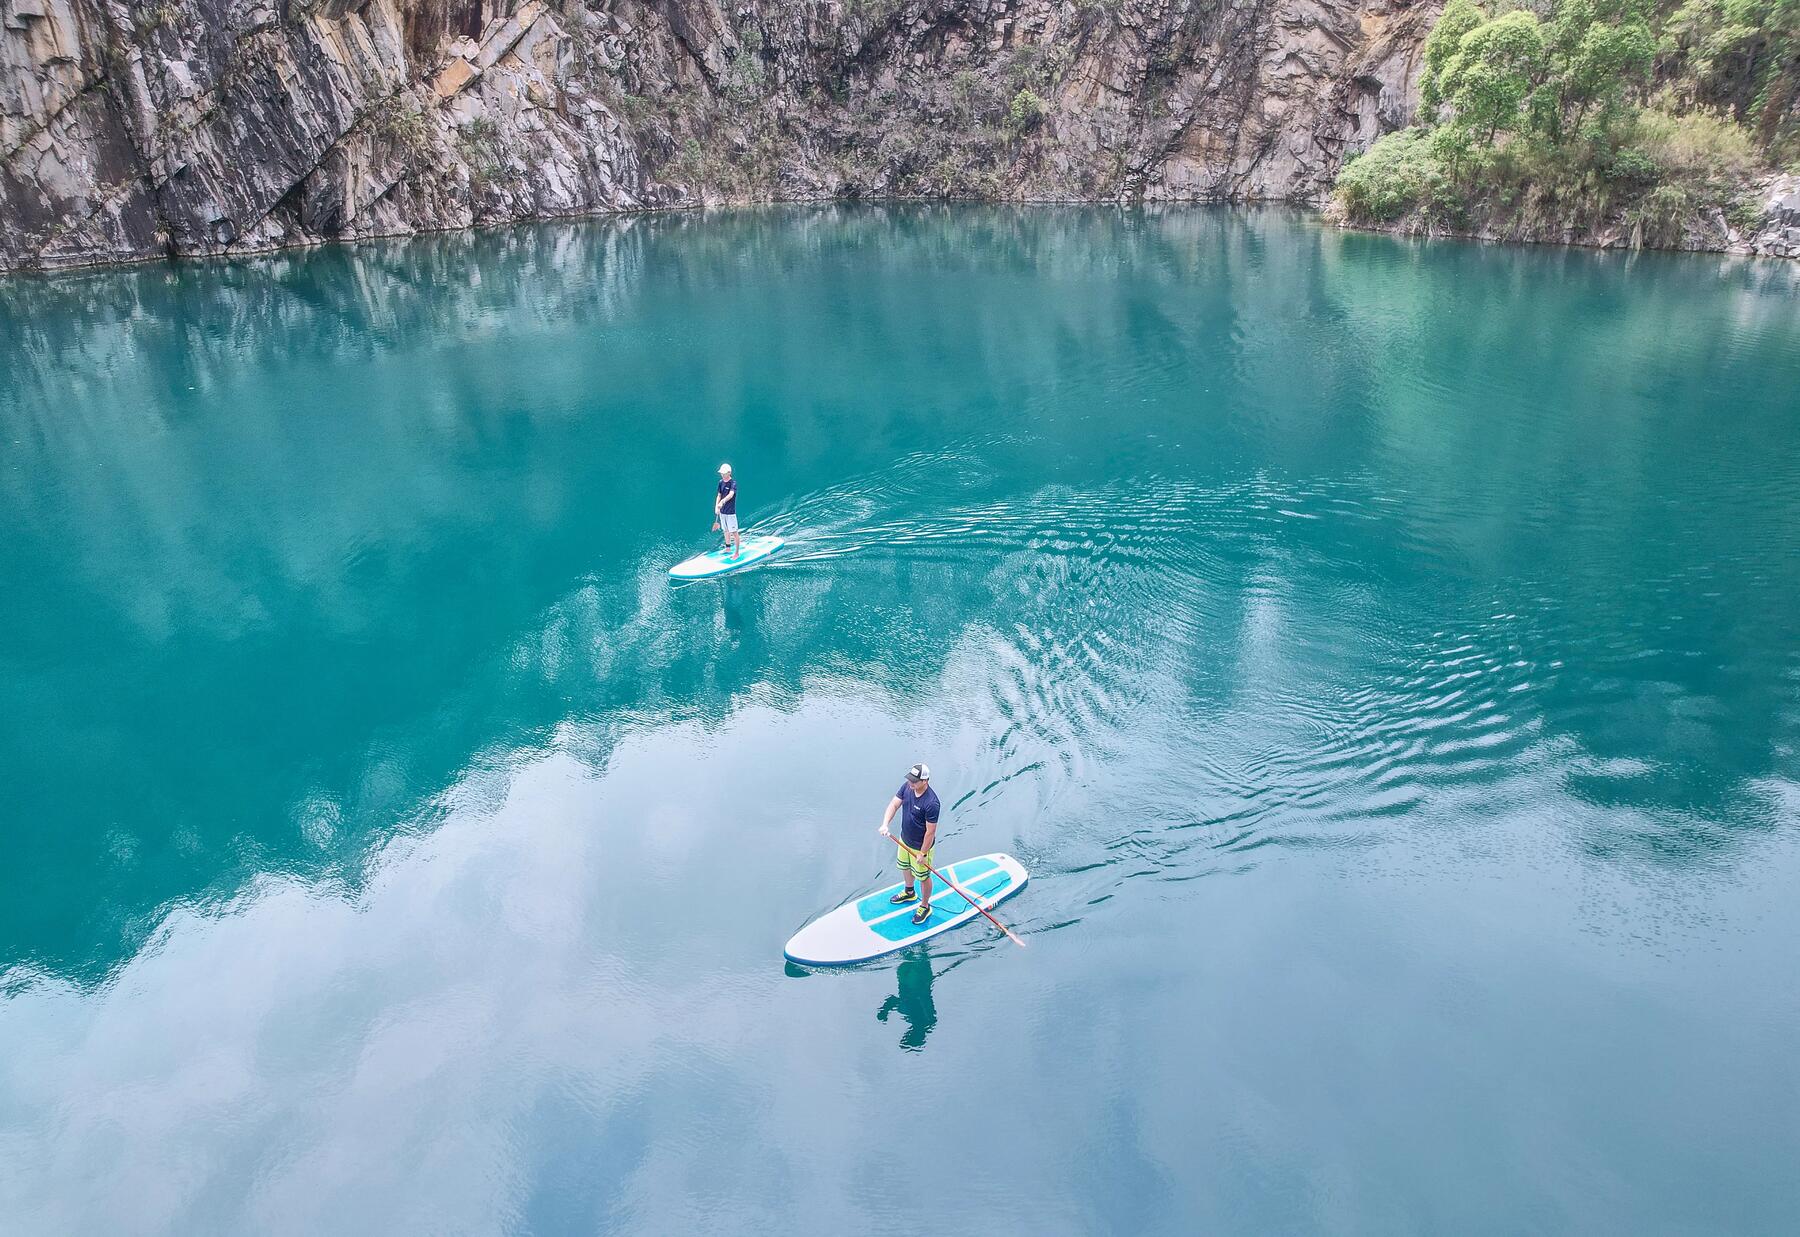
xmin=889 ymin=833 xmax=1027 ymax=949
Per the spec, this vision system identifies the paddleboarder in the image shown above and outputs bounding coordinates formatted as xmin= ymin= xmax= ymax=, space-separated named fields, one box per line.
xmin=713 ymin=463 xmax=741 ymax=559
xmin=879 ymin=763 xmax=940 ymax=925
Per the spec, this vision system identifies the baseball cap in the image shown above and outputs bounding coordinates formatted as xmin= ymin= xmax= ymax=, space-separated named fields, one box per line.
xmin=718 ymin=462 xmax=732 ymax=474
xmin=906 ymin=763 xmax=930 ymax=782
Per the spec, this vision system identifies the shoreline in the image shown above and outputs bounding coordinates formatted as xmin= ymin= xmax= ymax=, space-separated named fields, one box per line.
xmin=4 ymin=192 xmax=1797 ymax=283
xmin=1323 ymin=171 xmax=1800 ymax=264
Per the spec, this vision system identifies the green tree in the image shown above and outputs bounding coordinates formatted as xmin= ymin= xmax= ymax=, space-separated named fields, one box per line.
xmin=1421 ymin=0 xmax=1488 ymax=115
xmin=1541 ymin=0 xmax=1657 ymax=141
xmin=1435 ymin=11 xmax=1548 ymax=142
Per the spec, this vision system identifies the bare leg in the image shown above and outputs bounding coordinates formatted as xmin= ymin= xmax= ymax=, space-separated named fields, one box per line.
xmin=919 ymin=872 xmax=932 ymax=909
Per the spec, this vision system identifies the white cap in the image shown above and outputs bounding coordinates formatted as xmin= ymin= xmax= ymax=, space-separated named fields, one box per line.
xmin=906 ymin=763 xmax=930 ymax=782
xmin=719 ymin=462 xmax=732 ymax=475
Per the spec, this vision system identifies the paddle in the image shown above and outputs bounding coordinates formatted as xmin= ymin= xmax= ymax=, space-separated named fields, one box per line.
xmin=884 ymin=828 xmax=1027 ymax=949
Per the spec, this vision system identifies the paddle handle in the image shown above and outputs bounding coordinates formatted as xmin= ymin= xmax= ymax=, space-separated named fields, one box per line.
xmin=887 ymin=831 xmax=1027 ymax=949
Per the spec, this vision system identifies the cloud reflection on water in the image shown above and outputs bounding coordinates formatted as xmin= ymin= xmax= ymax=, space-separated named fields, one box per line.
xmin=3 ymin=206 xmax=1799 ymax=1231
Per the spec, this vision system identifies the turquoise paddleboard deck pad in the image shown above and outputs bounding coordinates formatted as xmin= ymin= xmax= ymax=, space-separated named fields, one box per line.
xmin=784 ymin=853 xmax=1029 ymax=967
xmin=669 ymin=534 xmax=786 ymax=581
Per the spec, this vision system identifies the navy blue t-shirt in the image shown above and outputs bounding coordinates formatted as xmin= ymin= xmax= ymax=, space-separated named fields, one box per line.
xmin=896 ymin=782 xmax=940 ymax=849
xmin=717 ymin=478 xmax=737 ymax=515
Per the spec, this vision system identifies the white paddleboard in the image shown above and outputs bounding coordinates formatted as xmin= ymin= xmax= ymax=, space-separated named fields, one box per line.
xmin=784 ymin=853 xmax=1028 ymax=967
xmin=668 ymin=534 xmax=785 ymax=581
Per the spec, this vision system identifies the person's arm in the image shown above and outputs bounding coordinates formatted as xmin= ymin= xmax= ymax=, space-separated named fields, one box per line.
xmin=879 ymin=795 xmax=902 ymax=837
xmin=921 ymin=808 xmax=938 ymax=854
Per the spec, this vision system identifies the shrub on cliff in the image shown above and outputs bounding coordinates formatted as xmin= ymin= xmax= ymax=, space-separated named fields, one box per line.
xmin=1337 ymin=132 xmax=1453 ymax=221
xmin=1632 ymin=106 xmax=1760 ymax=182
xmin=1621 ymin=106 xmax=1763 ymax=240
xmin=1008 ymin=89 xmax=1048 ymax=133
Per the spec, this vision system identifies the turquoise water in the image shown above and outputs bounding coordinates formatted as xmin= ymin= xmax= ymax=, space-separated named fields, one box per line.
xmin=3 ymin=207 xmax=1798 ymax=1233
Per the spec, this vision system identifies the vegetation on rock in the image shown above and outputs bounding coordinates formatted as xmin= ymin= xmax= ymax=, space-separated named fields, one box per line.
xmin=1333 ymin=0 xmax=1796 ymax=246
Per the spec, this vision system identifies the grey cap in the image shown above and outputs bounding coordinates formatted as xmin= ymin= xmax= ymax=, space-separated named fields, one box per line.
xmin=906 ymin=763 xmax=930 ymax=782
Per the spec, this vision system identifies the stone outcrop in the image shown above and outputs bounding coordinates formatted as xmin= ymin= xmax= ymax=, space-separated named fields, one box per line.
xmin=0 ymin=0 xmax=671 ymax=268
xmin=1744 ymin=173 xmax=1800 ymax=259
xmin=2 ymin=0 xmax=1792 ymax=270
xmin=1 ymin=0 xmax=1441 ymax=270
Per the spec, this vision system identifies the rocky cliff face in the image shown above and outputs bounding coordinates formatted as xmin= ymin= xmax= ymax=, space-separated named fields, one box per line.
xmin=2 ymin=0 xmax=1442 ymax=270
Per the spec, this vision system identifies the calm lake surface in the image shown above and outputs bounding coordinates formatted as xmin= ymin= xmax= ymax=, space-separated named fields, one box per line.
xmin=2 ymin=207 xmax=1798 ymax=1234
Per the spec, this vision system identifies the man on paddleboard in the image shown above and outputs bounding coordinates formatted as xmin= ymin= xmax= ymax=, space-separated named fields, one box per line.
xmin=713 ymin=463 xmax=741 ymax=558
xmin=880 ymin=763 xmax=940 ymax=925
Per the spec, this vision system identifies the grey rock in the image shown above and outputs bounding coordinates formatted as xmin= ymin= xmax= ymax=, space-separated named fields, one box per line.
xmin=0 ymin=0 xmax=1788 ymax=270
xmin=1770 ymin=185 xmax=1800 ymax=227
xmin=1737 ymin=173 xmax=1800 ymax=257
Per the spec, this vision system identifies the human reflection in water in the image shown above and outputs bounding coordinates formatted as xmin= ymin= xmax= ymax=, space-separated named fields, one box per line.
xmin=719 ymin=577 xmax=748 ymax=637
xmin=876 ymin=949 xmax=938 ymax=1052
